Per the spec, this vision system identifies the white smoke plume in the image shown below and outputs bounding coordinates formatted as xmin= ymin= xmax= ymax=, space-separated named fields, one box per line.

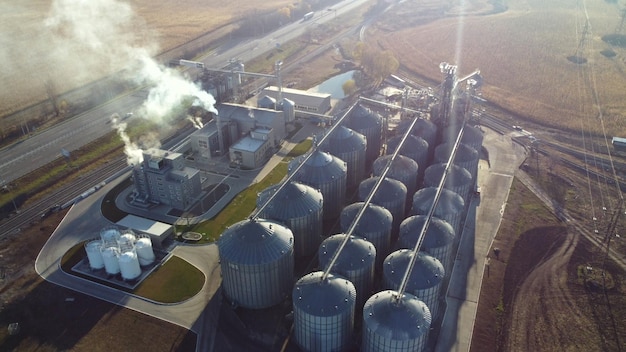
xmin=41 ymin=0 xmax=217 ymax=163
xmin=187 ymin=116 xmax=204 ymax=130
xmin=111 ymin=114 xmax=144 ymax=166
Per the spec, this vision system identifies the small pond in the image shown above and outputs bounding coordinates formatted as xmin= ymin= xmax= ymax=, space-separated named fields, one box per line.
xmin=308 ymin=70 xmax=356 ymax=99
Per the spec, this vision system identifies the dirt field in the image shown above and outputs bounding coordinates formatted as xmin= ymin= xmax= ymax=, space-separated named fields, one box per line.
xmin=471 ymin=172 xmax=626 ymax=351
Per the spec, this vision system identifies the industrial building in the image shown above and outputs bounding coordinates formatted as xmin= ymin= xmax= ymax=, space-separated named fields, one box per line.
xmin=131 ymin=148 xmax=202 ymax=210
xmin=189 ymin=102 xmax=290 ymax=168
xmin=261 ymin=86 xmax=331 ymax=116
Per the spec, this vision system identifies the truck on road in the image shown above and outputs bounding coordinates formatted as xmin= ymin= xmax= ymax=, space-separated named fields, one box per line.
xmin=303 ymin=11 xmax=314 ymax=21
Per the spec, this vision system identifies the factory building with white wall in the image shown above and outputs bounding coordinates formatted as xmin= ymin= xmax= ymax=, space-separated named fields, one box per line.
xmin=189 ymin=103 xmax=288 ymax=169
xmin=131 ymin=148 xmax=202 ymax=210
xmin=261 ymin=86 xmax=331 ymax=116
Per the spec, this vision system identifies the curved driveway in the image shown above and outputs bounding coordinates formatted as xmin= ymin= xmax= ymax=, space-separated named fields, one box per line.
xmin=34 ymin=174 xmax=221 ymax=335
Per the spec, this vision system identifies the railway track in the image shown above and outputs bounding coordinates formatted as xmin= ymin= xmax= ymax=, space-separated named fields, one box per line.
xmin=0 ymin=158 xmax=129 ymax=240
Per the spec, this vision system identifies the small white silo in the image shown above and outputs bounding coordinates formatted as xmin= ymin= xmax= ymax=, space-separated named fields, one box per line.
xmin=135 ymin=236 xmax=156 ymax=266
xmin=84 ymin=240 xmax=104 ymax=270
xmin=119 ymin=248 xmax=142 ymax=280
xmin=118 ymin=229 xmax=137 ymax=246
xmin=100 ymin=227 xmax=121 ymax=243
xmin=101 ymin=246 xmax=120 ymax=275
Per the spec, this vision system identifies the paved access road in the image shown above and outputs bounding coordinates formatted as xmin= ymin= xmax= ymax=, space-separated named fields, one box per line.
xmin=435 ymin=128 xmax=527 ymax=352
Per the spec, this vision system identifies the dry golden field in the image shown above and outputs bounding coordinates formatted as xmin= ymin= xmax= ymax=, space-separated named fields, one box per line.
xmin=371 ymin=0 xmax=626 ymax=136
xmin=0 ymin=0 xmax=293 ymax=121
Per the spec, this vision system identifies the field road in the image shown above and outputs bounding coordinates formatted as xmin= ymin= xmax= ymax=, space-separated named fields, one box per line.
xmin=435 ymin=127 xmax=527 ymax=352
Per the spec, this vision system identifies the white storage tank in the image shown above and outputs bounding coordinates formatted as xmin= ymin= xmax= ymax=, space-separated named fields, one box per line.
xmin=322 ymin=125 xmax=367 ymax=191
xmin=84 ymin=240 xmax=104 ymax=270
xmin=218 ymin=218 xmax=294 ymax=309
xmin=382 ymin=249 xmax=445 ymax=320
xmin=361 ymin=290 xmax=432 ymax=352
xmin=318 ymin=234 xmax=376 ymax=308
xmin=423 ymin=163 xmax=473 ymax=202
xmin=293 ymin=271 xmax=356 ymax=352
xmin=135 ymin=236 xmax=156 ymax=266
xmin=411 ymin=187 xmax=465 ymax=236
xmin=358 ymin=176 xmax=407 ymax=239
xmin=119 ymin=249 xmax=142 ymax=280
xmin=397 ymin=215 xmax=456 ymax=273
xmin=101 ymin=246 xmax=120 ymax=275
xmin=257 ymin=181 xmax=324 ymax=257
xmin=118 ymin=229 xmax=137 ymax=245
xmin=100 ymin=227 xmax=121 ymax=244
xmin=289 ymin=149 xmax=347 ymax=221
xmin=340 ymin=202 xmax=393 ymax=267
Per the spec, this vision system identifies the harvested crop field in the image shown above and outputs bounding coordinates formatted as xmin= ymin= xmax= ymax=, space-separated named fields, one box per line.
xmin=370 ymin=0 xmax=626 ymax=136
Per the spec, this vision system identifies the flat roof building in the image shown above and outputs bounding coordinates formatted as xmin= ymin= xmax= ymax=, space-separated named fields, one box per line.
xmin=261 ymin=86 xmax=331 ymax=116
xmin=116 ymin=214 xmax=173 ymax=248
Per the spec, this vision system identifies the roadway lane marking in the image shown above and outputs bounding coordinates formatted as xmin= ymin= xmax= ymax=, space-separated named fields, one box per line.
xmin=490 ymin=172 xmax=513 ymax=178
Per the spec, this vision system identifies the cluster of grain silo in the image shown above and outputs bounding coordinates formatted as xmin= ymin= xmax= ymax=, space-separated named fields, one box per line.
xmin=318 ymin=234 xmax=376 ymax=307
xmin=288 ymin=149 xmax=347 ymax=221
xmin=256 ymin=181 xmax=324 ymax=257
xmin=361 ymin=290 xmax=432 ymax=352
xmin=213 ymin=94 xmax=484 ymax=351
xmin=398 ymin=215 xmax=456 ymax=273
xmin=382 ymin=249 xmax=445 ymax=320
xmin=218 ymin=218 xmax=294 ymax=309
xmin=411 ymin=187 xmax=465 ymax=236
xmin=293 ymin=272 xmax=356 ymax=351
xmin=340 ymin=202 xmax=392 ymax=266
xmin=84 ymin=227 xmax=155 ymax=281
xmin=321 ymin=125 xmax=367 ymax=191
xmin=344 ymin=104 xmax=383 ymax=166
xmin=358 ymin=176 xmax=407 ymax=238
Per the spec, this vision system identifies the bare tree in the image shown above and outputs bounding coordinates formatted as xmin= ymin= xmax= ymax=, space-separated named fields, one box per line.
xmin=44 ymin=79 xmax=60 ymax=117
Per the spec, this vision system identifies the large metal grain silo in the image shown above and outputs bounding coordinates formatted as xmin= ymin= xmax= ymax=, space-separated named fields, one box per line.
xmin=358 ymin=176 xmax=407 ymax=239
xmin=293 ymin=271 xmax=356 ymax=352
xmin=218 ymin=218 xmax=294 ymax=309
xmin=318 ymin=234 xmax=376 ymax=308
xmin=423 ymin=163 xmax=473 ymax=202
xmin=372 ymin=154 xmax=419 ymax=204
xmin=361 ymin=290 xmax=432 ymax=352
xmin=411 ymin=187 xmax=465 ymax=236
xmin=322 ymin=125 xmax=367 ymax=191
xmin=257 ymin=181 xmax=324 ymax=257
xmin=386 ymin=134 xmax=429 ymax=182
xmin=345 ymin=104 xmax=383 ymax=165
xmin=434 ymin=142 xmax=479 ymax=182
xmin=382 ymin=249 xmax=445 ymax=320
xmin=441 ymin=123 xmax=484 ymax=152
xmin=395 ymin=117 xmax=438 ymax=153
xmin=289 ymin=149 xmax=347 ymax=220
xmin=340 ymin=202 xmax=393 ymax=266
xmin=397 ymin=215 xmax=455 ymax=273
